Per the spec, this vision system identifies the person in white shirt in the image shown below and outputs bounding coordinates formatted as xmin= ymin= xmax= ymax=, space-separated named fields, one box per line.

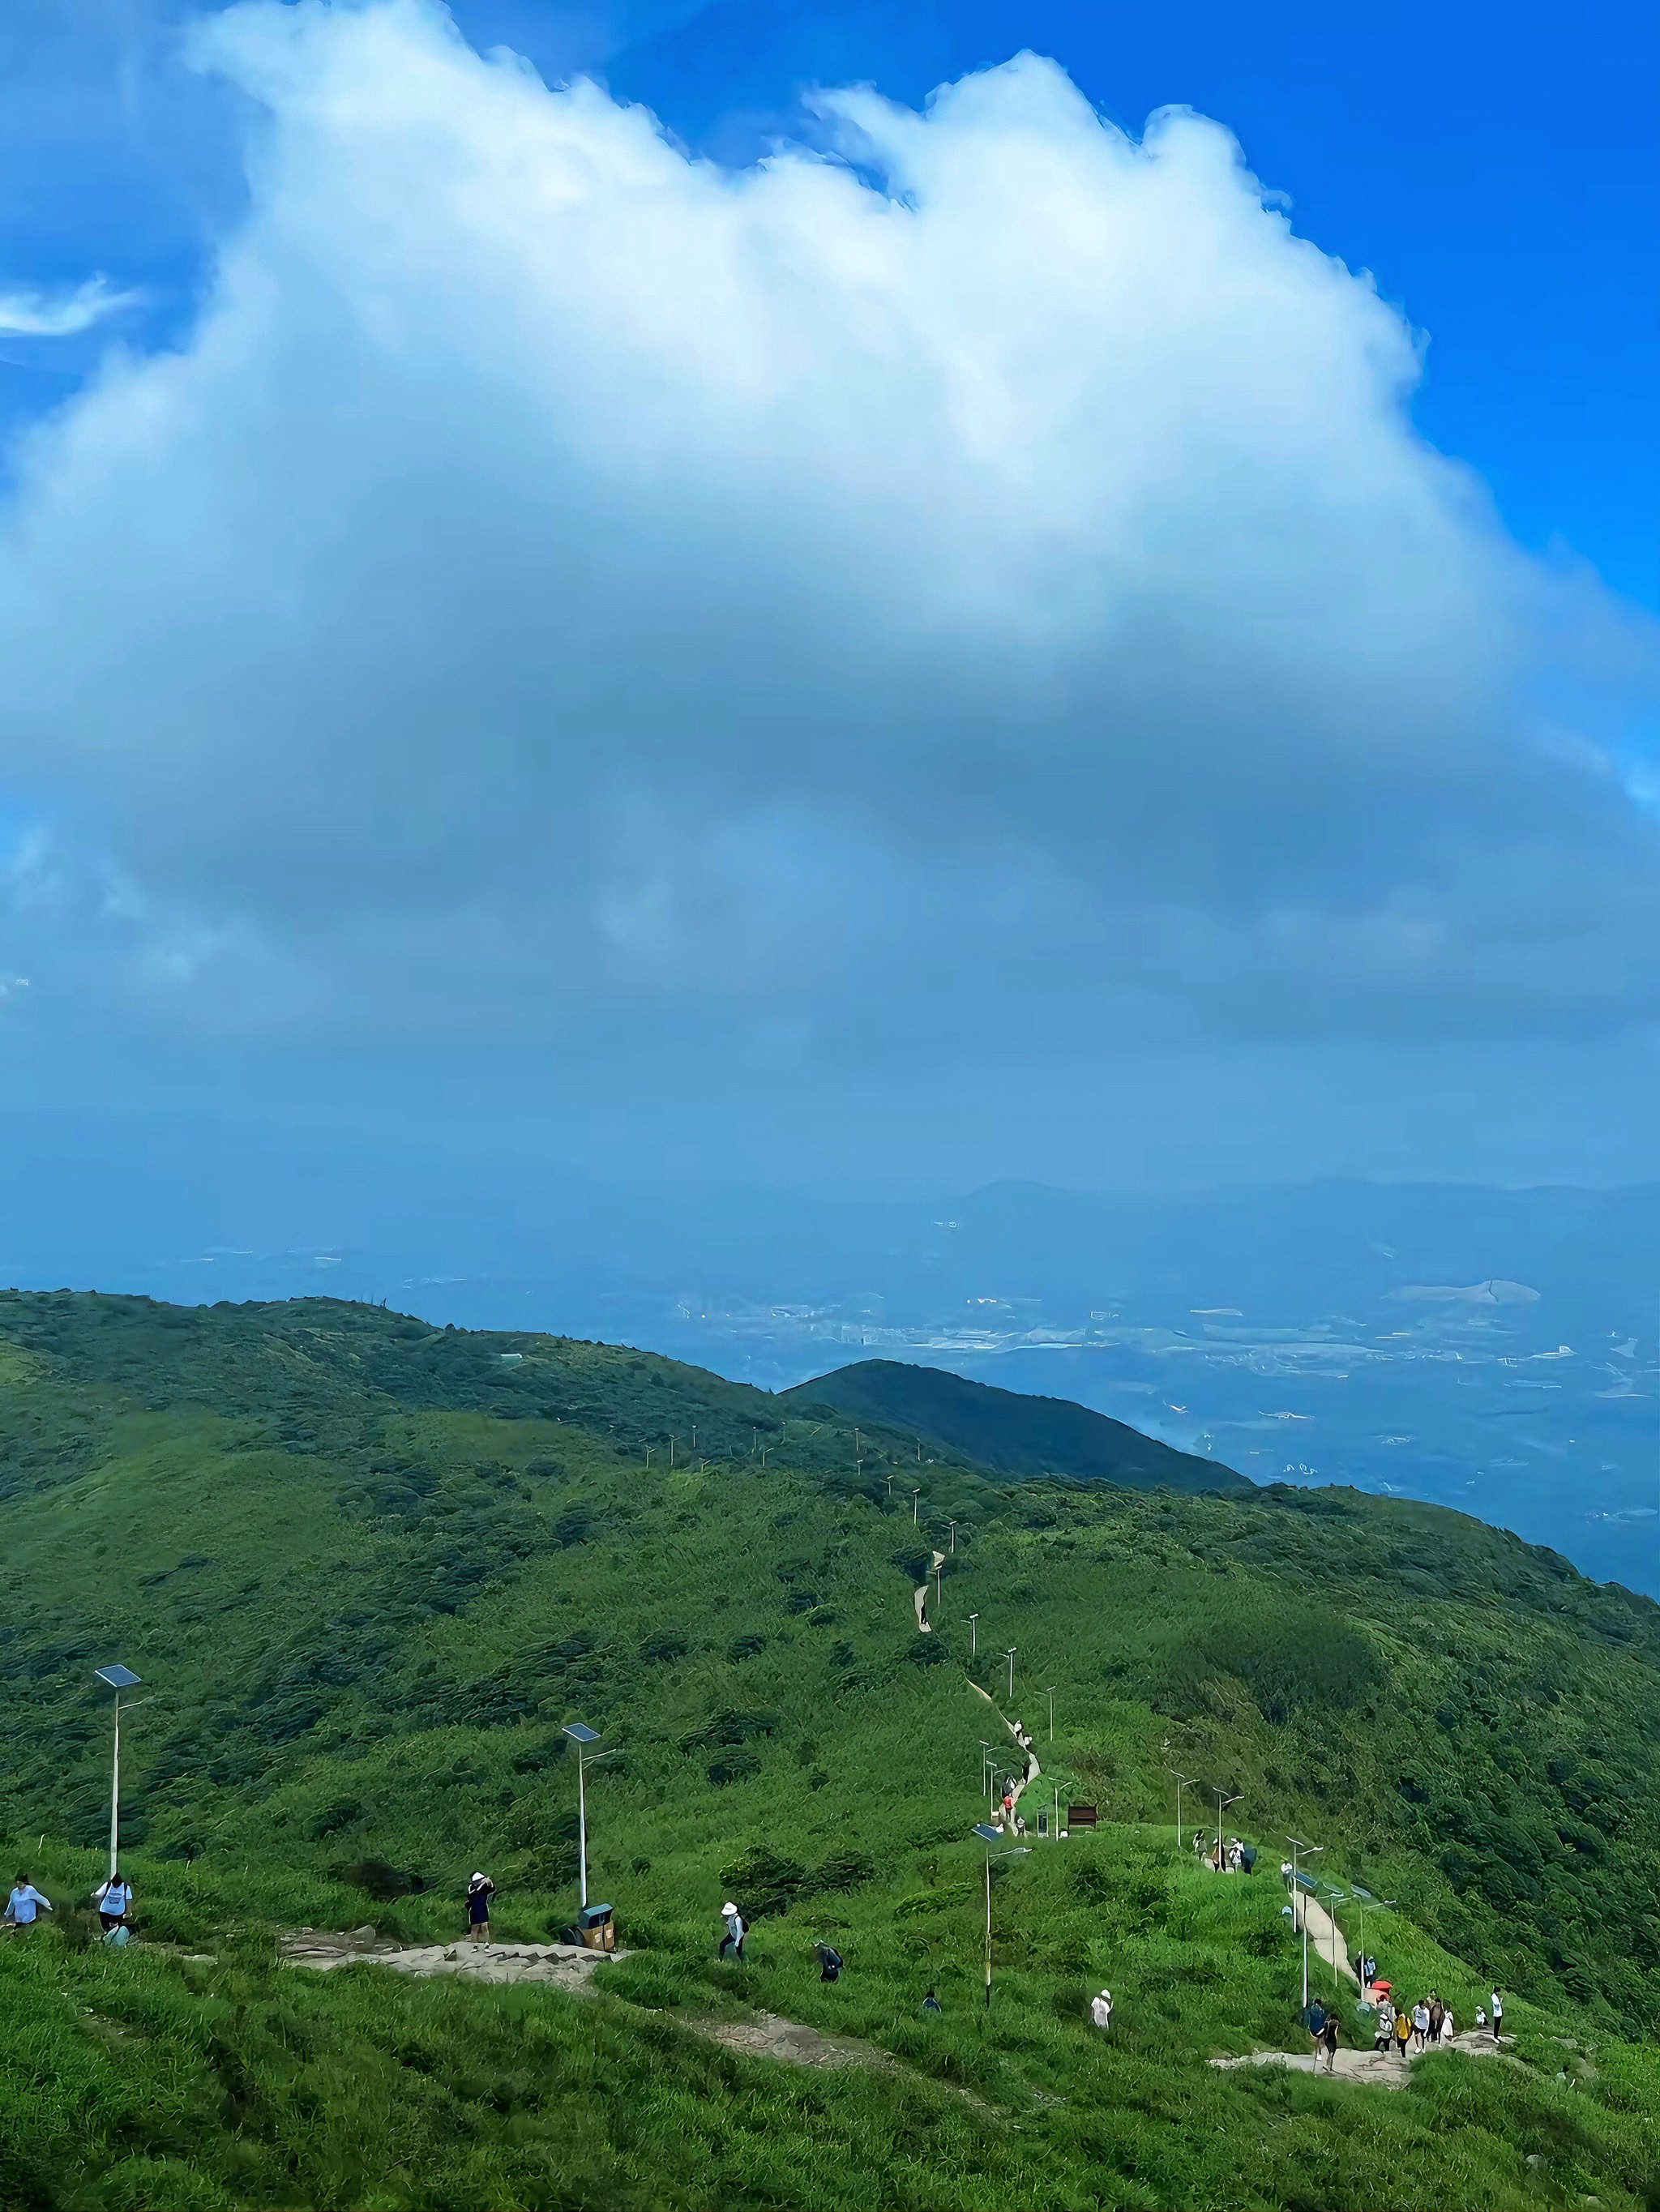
xmin=4 ymin=1875 xmax=53 ymax=1931
xmin=1490 ymin=1990 xmax=1504 ymax=2042
xmin=93 ymin=1872 xmax=133 ymax=1932
xmin=1440 ymin=2006 xmax=1455 ymax=2045
xmin=718 ymin=1902 xmax=746 ymax=1961
xmin=1412 ymin=2000 xmax=1431 ymax=2048
xmin=1089 ymin=1989 xmax=1112 ymax=2031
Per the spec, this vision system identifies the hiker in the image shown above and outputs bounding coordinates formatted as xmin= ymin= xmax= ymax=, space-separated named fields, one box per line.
xmin=1226 ymin=1838 xmax=1244 ymax=1873
xmin=1440 ymin=2004 xmax=1456 ymax=2046
xmin=1490 ymin=1990 xmax=1504 ymax=2042
xmin=922 ymin=1987 xmax=942 ymax=2015
xmin=1393 ymin=2004 xmax=1412 ymax=2059
xmin=718 ymin=1902 xmax=746 ymax=1961
xmin=1373 ymin=1997 xmax=1396 ymax=2052
xmin=1090 ymin=1988 xmax=1112 ymax=2032
xmin=92 ymin=1871 xmax=133 ymax=1933
xmin=1320 ymin=2012 xmax=1340 ymax=2073
xmin=465 ymin=1872 xmax=495 ymax=1944
xmin=1474 ymin=2006 xmax=1487 ymax=2030
xmin=815 ymin=1942 xmax=843 ymax=1983
xmin=3 ymin=1874 xmax=53 ymax=1932
xmin=1428 ymin=1996 xmax=1444 ymax=2043
xmin=1411 ymin=2000 xmax=1430 ymax=2050
xmin=1301 ymin=1996 xmax=1326 ymax=2053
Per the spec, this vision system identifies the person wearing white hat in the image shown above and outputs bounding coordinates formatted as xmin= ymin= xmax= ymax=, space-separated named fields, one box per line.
xmin=466 ymin=1872 xmax=495 ymax=1944
xmin=1090 ymin=1989 xmax=1112 ymax=2032
xmin=719 ymin=1902 xmax=747 ymax=1960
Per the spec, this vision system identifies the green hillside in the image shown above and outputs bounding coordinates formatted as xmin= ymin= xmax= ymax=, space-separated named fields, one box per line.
xmin=784 ymin=1356 xmax=1251 ymax=1494
xmin=0 ymin=1291 xmax=1656 ymax=2210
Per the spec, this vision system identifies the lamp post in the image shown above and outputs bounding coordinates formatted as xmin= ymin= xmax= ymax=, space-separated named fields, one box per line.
xmin=910 ymin=1487 xmax=921 ymax=1525
xmin=1004 ymin=1647 xmax=1016 ymax=1700
xmin=1213 ymin=1787 xmax=1243 ymax=1866
xmin=1286 ymin=1835 xmax=1324 ymax=2009
xmin=1045 ymin=1686 xmax=1056 ymax=1742
xmin=563 ymin=1723 xmax=619 ymax=1910
xmin=93 ymin=1664 xmax=143 ymax=1882
xmin=944 ymin=1519 xmax=959 ymax=1553
xmin=979 ymin=1740 xmax=995 ymax=1795
xmin=973 ymin=1823 xmax=1029 ymax=2007
xmin=968 ymin=1612 xmax=979 ymax=1657
xmin=1345 ymin=1885 xmax=1395 ymax=1985
xmin=1166 ymin=1768 xmax=1197 ymax=1853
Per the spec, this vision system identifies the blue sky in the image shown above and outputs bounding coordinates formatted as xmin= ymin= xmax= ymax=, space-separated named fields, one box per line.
xmin=0 ymin=0 xmax=1655 ymax=1200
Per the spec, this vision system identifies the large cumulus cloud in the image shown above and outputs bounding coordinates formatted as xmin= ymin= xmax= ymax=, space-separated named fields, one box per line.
xmin=0 ymin=0 xmax=1654 ymax=1057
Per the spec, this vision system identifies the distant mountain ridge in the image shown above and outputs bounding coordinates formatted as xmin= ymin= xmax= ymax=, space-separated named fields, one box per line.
xmin=783 ymin=1358 xmax=1252 ymax=1495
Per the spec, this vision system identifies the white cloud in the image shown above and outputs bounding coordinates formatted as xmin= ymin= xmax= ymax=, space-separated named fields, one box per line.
xmin=0 ymin=275 xmax=139 ymax=337
xmin=0 ymin=0 xmax=1654 ymax=1057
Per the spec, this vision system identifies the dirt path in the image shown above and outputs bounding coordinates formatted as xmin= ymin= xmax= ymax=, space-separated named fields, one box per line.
xmin=1290 ymin=1889 xmax=1357 ymax=1987
xmin=965 ymin=1681 xmax=1041 ymax=1829
xmin=281 ymin=1929 xmax=621 ymax=1990
xmin=913 ymin=1551 xmax=947 ymax=1632
xmin=1213 ymin=2030 xmax=1516 ymax=2090
xmin=694 ymin=2009 xmax=896 ymax=2070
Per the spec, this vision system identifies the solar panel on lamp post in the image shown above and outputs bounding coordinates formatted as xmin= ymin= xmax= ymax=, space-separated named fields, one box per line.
xmin=563 ymin=1723 xmax=618 ymax=1911
xmin=973 ymin=1823 xmax=1030 ymax=2008
xmin=93 ymin=1665 xmax=143 ymax=1883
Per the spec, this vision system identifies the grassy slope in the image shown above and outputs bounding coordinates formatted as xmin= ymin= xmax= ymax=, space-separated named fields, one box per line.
xmin=0 ymin=1293 xmax=1655 ymax=2211
xmin=783 ymin=1356 xmax=1253 ymax=1493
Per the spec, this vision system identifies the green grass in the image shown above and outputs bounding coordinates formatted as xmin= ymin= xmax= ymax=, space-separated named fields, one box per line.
xmin=0 ymin=1290 xmax=1655 ymax=2208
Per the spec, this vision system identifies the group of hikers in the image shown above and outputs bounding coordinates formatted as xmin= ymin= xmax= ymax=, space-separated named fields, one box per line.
xmin=2 ymin=1870 xmax=133 ymax=1943
xmin=1202 ymin=1833 xmax=1255 ymax=1873
xmin=1370 ymin=1985 xmax=1503 ymax=2055
xmin=1371 ymin=1989 xmax=1457 ymax=2056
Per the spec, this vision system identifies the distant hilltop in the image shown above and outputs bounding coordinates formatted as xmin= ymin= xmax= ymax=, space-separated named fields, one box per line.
xmin=782 ymin=1358 xmax=1252 ymax=1496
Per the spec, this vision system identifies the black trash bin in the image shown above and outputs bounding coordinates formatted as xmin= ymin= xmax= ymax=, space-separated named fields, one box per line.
xmin=568 ymin=1902 xmax=616 ymax=1952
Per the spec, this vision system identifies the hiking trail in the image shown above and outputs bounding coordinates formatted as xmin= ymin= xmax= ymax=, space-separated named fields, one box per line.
xmin=966 ymin=1680 xmax=1041 ymax=1829
xmin=1212 ymin=2030 xmax=1517 ymax=2090
xmin=913 ymin=1551 xmax=947 ymax=1632
xmin=1290 ymin=1887 xmax=1357 ymax=1987
xmin=282 ymin=1929 xmax=620 ymax=1989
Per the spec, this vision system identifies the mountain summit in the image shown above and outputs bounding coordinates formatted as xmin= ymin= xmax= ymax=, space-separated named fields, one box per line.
xmin=783 ymin=1358 xmax=1251 ymax=1495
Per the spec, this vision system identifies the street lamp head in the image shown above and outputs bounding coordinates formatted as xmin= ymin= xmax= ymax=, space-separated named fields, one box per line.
xmin=563 ymin=1722 xmax=601 ymax=1745
xmin=973 ymin=1822 xmax=1002 ymax=1842
xmin=95 ymin=1664 xmax=142 ymax=1691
